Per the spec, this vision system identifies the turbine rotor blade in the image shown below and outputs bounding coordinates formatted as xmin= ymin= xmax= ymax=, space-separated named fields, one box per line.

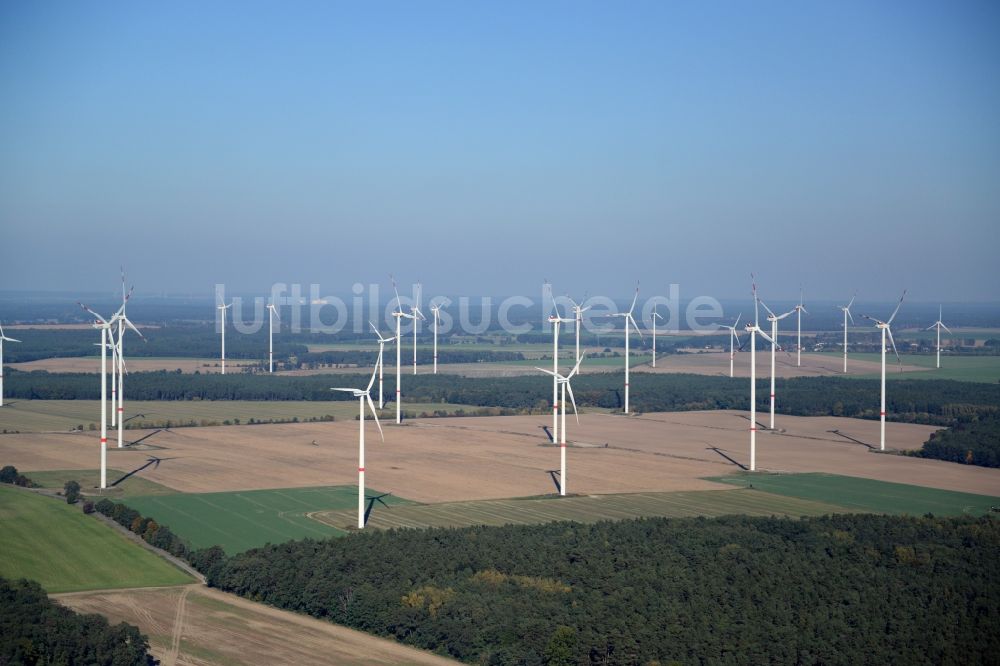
xmin=887 ymin=290 xmax=906 ymax=325
xmin=366 ymin=394 xmax=384 ymax=441
xmin=566 ymin=382 xmax=579 ymax=424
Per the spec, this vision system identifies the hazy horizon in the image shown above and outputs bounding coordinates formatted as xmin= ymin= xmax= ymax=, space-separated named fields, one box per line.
xmin=2 ymin=2 xmax=998 ymax=300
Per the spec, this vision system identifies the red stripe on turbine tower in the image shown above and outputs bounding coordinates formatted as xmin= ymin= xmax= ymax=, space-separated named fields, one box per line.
xmin=358 ymin=467 xmax=365 ymax=472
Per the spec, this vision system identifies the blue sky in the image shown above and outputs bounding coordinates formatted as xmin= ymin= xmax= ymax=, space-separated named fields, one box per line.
xmin=1 ymin=1 xmax=998 ymax=301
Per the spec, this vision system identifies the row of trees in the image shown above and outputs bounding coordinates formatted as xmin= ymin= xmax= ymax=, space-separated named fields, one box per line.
xmin=94 ymin=498 xmax=192 ymax=562
xmin=0 ymin=577 xmax=155 ymax=665
xmin=194 ymin=513 xmax=998 ymax=665
xmin=0 ymin=465 xmax=36 ymax=488
xmin=8 ymin=369 xmax=1000 ymax=425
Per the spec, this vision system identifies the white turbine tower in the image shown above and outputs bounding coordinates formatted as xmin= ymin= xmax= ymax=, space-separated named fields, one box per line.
xmin=650 ymin=305 xmax=664 ymax=368
xmin=547 ymin=304 xmax=575 ymax=446
xmin=370 ymin=322 xmax=396 ymax=409
xmin=862 ymin=291 xmax=905 ymax=452
xmin=266 ymin=302 xmax=280 ymax=373
xmin=793 ymin=289 xmax=808 ymax=367
xmin=112 ymin=282 xmax=144 ymax=449
xmin=927 ymin=305 xmax=952 ymax=369
xmin=0 ymin=322 xmax=21 ymax=407
xmin=410 ymin=304 xmax=426 ymax=375
xmin=390 ymin=277 xmax=416 ymax=424
xmin=838 ymin=293 xmax=857 ymax=373
xmin=536 ymin=353 xmax=585 ymax=496
xmin=429 ymin=302 xmax=443 ymax=374
xmin=78 ymin=302 xmax=118 ymax=489
xmin=331 ymin=351 xmax=383 ymax=529
xmin=758 ymin=300 xmax=795 ymax=430
xmin=718 ymin=314 xmax=742 ymax=378
xmin=742 ymin=276 xmax=776 ymax=472
xmin=602 ymin=285 xmax=642 ymax=413
xmin=217 ymin=300 xmax=232 ymax=375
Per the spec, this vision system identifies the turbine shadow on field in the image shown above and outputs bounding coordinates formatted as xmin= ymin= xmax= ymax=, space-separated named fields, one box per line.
xmin=541 ymin=425 xmax=554 ymax=443
xmin=110 ymin=456 xmax=176 ymax=487
xmin=546 ymin=470 xmax=562 ymax=494
xmin=827 ymin=429 xmax=875 ymax=450
xmin=124 ymin=429 xmax=165 ymax=448
xmin=737 ymin=413 xmax=770 ymax=431
xmin=707 ymin=447 xmax=748 ymax=471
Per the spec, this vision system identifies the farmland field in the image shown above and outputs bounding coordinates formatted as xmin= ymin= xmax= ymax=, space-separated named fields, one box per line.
xmin=816 ymin=352 xmax=1000 ymax=382
xmin=56 ymin=585 xmax=459 ymax=666
xmin=313 ymin=487 xmax=847 ymax=531
xmin=709 ymin=472 xmax=1000 ymax=515
xmin=0 ymin=399 xmax=482 ymax=433
xmin=125 ymin=485 xmax=410 ymax=553
xmin=0 ymin=485 xmax=193 ymax=592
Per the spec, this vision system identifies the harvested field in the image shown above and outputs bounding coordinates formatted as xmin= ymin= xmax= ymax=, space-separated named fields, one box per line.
xmin=56 ymin=585 xmax=458 ymax=666
xmin=9 ymin=356 xmax=253 ymax=374
xmin=634 ymin=351 xmax=925 ymax=378
xmin=0 ymin=399 xmax=483 ymax=433
xmin=2 ymin=411 xmax=995 ymax=502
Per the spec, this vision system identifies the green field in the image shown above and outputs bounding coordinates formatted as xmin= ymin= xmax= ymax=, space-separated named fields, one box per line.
xmin=313 ymin=488 xmax=847 ymax=531
xmin=0 ymin=399 xmax=483 ymax=433
xmin=125 ymin=485 xmax=410 ymax=554
xmin=817 ymin=352 xmax=1000 ymax=382
xmin=0 ymin=485 xmax=193 ymax=592
xmin=709 ymin=473 xmax=1000 ymax=516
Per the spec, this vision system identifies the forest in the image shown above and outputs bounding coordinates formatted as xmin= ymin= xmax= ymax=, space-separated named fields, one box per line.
xmin=8 ymin=369 xmax=1000 ymax=427
xmin=194 ymin=513 xmax=998 ymax=665
xmin=914 ymin=413 xmax=1000 ymax=467
xmin=0 ymin=577 xmax=155 ymax=665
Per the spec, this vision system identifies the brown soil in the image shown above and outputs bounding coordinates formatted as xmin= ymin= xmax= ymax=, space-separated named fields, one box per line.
xmin=55 ymin=585 xmax=458 ymax=666
xmin=2 ymin=411 xmax=995 ymax=501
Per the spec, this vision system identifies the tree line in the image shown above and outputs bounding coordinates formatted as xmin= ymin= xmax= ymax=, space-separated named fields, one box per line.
xmin=149 ymin=513 xmax=999 ymax=665
xmin=913 ymin=413 xmax=1000 ymax=467
xmin=0 ymin=577 xmax=155 ymax=665
xmin=8 ymin=369 xmax=1000 ymax=425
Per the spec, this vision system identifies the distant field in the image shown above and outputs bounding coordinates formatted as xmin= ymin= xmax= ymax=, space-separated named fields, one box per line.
xmin=27 ymin=468 xmax=178 ymax=497
xmin=894 ymin=328 xmax=1000 ymax=342
xmin=313 ymin=487 xmax=846 ymax=531
xmin=125 ymin=485 xmax=410 ymax=553
xmin=0 ymin=399 xmax=482 ymax=433
xmin=709 ymin=472 xmax=1000 ymax=516
xmin=0 ymin=485 xmax=193 ymax=592
xmin=817 ymin=352 xmax=1000 ymax=382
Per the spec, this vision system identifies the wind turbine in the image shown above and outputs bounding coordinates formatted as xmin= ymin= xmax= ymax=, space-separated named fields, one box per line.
xmin=331 ymin=350 xmax=383 ymax=529
xmin=536 ymin=353 xmax=585 ymax=496
xmin=217 ymin=300 xmax=232 ymax=375
xmin=838 ymin=293 xmax=856 ymax=373
xmin=429 ymin=302 xmax=443 ymax=374
xmin=650 ymin=305 xmax=664 ymax=368
xmin=741 ymin=276 xmax=776 ymax=472
xmin=390 ymin=276 xmax=416 ymax=424
xmin=113 ymin=273 xmax=144 ymax=449
xmin=758 ymin=300 xmax=795 ymax=430
xmin=266 ymin=302 xmax=280 ymax=373
xmin=862 ymin=291 xmax=905 ymax=452
xmin=927 ymin=305 xmax=952 ymax=369
xmin=793 ymin=289 xmax=808 ymax=367
xmin=78 ymin=302 xmax=117 ymax=489
xmin=0 ymin=322 xmax=20 ymax=407
xmin=370 ymin=322 xmax=395 ymax=409
xmin=547 ymin=299 xmax=575 ymax=445
xmin=718 ymin=314 xmax=742 ymax=378
xmin=567 ymin=295 xmax=590 ymax=363
xmin=601 ymin=284 xmax=642 ymax=413
xmin=410 ymin=303 xmax=426 ymax=375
